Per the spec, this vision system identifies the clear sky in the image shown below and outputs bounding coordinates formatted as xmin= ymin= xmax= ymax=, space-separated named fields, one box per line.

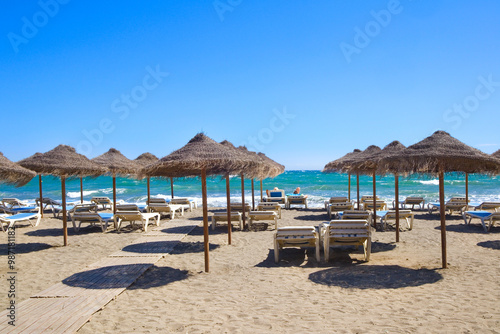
xmin=1 ymin=0 xmax=499 ymax=170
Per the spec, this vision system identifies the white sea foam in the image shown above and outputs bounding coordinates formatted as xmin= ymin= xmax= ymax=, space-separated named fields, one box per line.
xmin=67 ymin=190 xmax=99 ymax=198
xmin=418 ymin=180 xmax=439 ymax=185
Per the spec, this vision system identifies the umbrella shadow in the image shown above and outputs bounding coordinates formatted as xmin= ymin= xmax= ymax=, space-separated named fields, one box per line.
xmin=435 ymin=223 xmax=498 ymax=234
xmin=255 ymin=248 xmax=320 ymax=268
xmin=309 ymin=264 xmax=443 ymax=289
xmin=0 ymin=242 xmax=52 ymax=254
xmin=121 ymin=240 xmax=219 ymax=254
xmin=128 ymin=266 xmax=190 ymax=290
xmin=294 ymin=213 xmax=329 ymax=222
xmin=25 ymin=226 xmax=107 ymax=237
xmin=62 ymin=264 xmax=187 ymax=290
xmin=477 ymin=240 xmax=500 ymax=250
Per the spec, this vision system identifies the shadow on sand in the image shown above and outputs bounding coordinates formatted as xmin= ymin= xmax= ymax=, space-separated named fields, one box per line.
xmin=309 ymin=264 xmax=443 ymax=289
xmin=477 ymin=240 xmax=500 ymax=250
xmin=0 ymin=242 xmax=52 ymax=254
xmin=121 ymin=241 xmax=219 ymax=255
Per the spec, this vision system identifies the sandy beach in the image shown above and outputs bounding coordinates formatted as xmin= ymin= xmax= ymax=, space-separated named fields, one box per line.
xmin=1 ymin=206 xmax=500 ymax=333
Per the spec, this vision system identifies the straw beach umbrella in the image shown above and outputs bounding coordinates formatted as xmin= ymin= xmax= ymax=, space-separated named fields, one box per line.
xmin=359 ymin=141 xmax=406 ymax=242
xmin=0 ymin=152 xmax=36 ymax=187
xmin=323 ymin=149 xmax=362 ymax=204
xmin=220 ymin=140 xmax=261 ymax=244
xmin=378 ymin=131 xmax=500 ymax=268
xmin=92 ymin=148 xmax=141 ymax=214
xmin=237 ymin=146 xmax=265 ymax=212
xmin=134 ymin=152 xmax=159 ymax=204
xmin=18 ymin=145 xmax=105 ymax=245
xmin=492 ymin=149 xmax=500 ymax=159
xmin=256 ymin=152 xmax=285 ymax=201
xmin=142 ymin=133 xmax=255 ymax=272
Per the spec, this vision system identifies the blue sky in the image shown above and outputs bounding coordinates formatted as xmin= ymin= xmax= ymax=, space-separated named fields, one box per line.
xmin=1 ymin=0 xmax=499 ymax=170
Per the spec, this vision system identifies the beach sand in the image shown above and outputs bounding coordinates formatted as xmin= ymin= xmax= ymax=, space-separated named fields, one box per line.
xmin=2 ymin=206 xmax=500 ymax=333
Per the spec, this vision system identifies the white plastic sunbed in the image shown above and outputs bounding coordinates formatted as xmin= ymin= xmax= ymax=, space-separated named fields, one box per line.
xmin=274 ymin=226 xmax=320 ymax=263
xmin=0 ymin=208 xmax=41 ymax=232
xmin=462 ymin=211 xmax=500 ymax=232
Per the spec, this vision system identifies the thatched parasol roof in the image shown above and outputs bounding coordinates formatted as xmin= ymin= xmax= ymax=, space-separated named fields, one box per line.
xmin=92 ymin=148 xmax=140 ymax=176
xmin=219 ymin=141 xmax=262 ymax=178
xmin=358 ymin=141 xmax=406 ymax=173
xmin=379 ymin=131 xmax=500 ymax=175
xmin=257 ymin=152 xmax=285 ymax=179
xmin=142 ymin=133 xmax=255 ymax=178
xmin=322 ymin=149 xmax=362 ymax=173
xmin=236 ymin=145 xmax=269 ymax=179
xmin=0 ymin=152 xmax=36 ymax=187
xmin=134 ymin=152 xmax=159 ymax=167
xmin=492 ymin=149 xmax=500 ymax=159
xmin=18 ymin=145 xmax=106 ymax=177
xmin=330 ymin=145 xmax=381 ymax=174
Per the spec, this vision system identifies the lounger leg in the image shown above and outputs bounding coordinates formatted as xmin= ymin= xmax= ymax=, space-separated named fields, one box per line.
xmin=365 ymin=238 xmax=371 ymax=262
xmin=274 ymin=238 xmax=280 ymax=263
xmin=211 ymin=217 xmax=216 ymax=231
xmin=274 ymin=217 xmax=277 ymax=230
xmin=324 ymin=235 xmax=330 ymax=262
xmin=33 ymin=215 xmax=41 ymax=227
xmin=315 ymin=237 xmax=320 ymax=262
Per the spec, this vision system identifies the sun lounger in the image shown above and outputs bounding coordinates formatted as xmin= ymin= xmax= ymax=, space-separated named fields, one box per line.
xmin=376 ymin=210 xmax=414 ymax=231
xmin=91 ymin=197 xmax=113 ymax=210
xmin=211 ymin=211 xmax=243 ymax=230
xmin=2 ymin=198 xmax=30 ymax=209
xmin=327 ymin=202 xmax=354 ymax=219
xmin=146 ymin=203 xmax=182 ymax=219
xmin=358 ymin=195 xmax=380 ymax=209
xmin=393 ymin=196 xmax=425 ymax=210
xmin=248 ymin=211 xmax=278 ymax=230
xmin=170 ymin=198 xmax=196 ymax=211
xmin=113 ymin=204 xmax=160 ymax=232
xmin=70 ymin=204 xmax=113 ymax=232
xmin=147 ymin=198 xmax=169 ymax=204
xmin=462 ymin=211 xmax=500 ymax=232
xmin=320 ymin=219 xmax=371 ymax=262
xmin=256 ymin=202 xmax=282 ymax=219
xmin=470 ymin=202 xmax=500 ymax=212
xmin=323 ymin=197 xmax=350 ymax=209
xmin=428 ymin=197 xmax=468 ymax=215
xmin=274 ymin=226 xmax=320 ymax=263
xmin=286 ymin=195 xmax=308 ymax=209
xmin=363 ymin=200 xmax=387 ymax=212
xmin=230 ymin=202 xmax=252 ymax=212
xmin=338 ymin=210 xmax=372 ymax=224
xmin=263 ymin=189 xmax=286 ymax=204
xmin=0 ymin=207 xmax=41 ymax=232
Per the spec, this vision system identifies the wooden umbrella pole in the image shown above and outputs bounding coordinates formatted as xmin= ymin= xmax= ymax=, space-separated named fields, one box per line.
xmin=251 ymin=179 xmax=255 ymax=210
xmin=113 ymin=176 xmax=117 ymax=215
xmin=226 ymin=174 xmax=232 ymax=245
xmin=241 ymin=173 xmax=246 ymax=229
xmin=201 ymin=168 xmax=209 ymax=273
xmin=465 ymin=172 xmax=469 ymax=209
xmin=356 ymin=173 xmax=360 ymax=210
xmin=38 ymin=175 xmax=43 ymax=218
xmin=395 ymin=173 xmax=400 ymax=243
xmin=80 ymin=177 xmax=84 ymax=204
xmin=439 ymin=171 xmax=447 ymax=269
xmin=170 ymin=177 xmax=174 ymax=199
xmin=372 ymin=171 xmax=377 ymax=228
xmin=348 ymin=172 xmax=351 ymax=201
xmin=147 ymin=177 xmax=151 ymax=205
xmin=62 ymin=176 xmax=68 ymax=246
xmin=260 ymin=180 xmax=263 ymax=201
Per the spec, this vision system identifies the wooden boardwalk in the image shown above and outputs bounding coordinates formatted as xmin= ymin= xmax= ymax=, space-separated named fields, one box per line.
xmin=0 ymin=220 xmax=198 ymax=333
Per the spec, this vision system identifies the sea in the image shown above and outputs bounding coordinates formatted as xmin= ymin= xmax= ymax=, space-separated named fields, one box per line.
xmin=1 ymin=171 xmax=499 ymax=208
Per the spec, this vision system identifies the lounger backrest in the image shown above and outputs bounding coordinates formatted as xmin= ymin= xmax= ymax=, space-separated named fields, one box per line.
xmin=405 ymin=197 xmax=424 ymax=204
xmin=71 ymin=204 xmax=98 ymax=213
xmin=147 ymin=198 xmax=167 ymax=204
xmin=2 ymin=198 xmax=24 ymax=208
xmin=326 ymin=219 xmax=370 ymax=238
xmin=269 ymin=190 xmax=285 ymax=197
xmin=116 ymin=204 xmax=139 ymax=211
xmin=91 ymin=197 xmax=111 ymax=204
xmin=364 ymin=200 xmax=386 ymax=208
xmin=448 ymin=197 xmax=467 ymax=203
xmin=330 ymin=202 xmax=353 ymax=210
xmin=329 ymin=197 xmax=349 ymax=203
xmin=342 ymin=210 xmax=371 ymax=220
xmin=114 ymin=211 xmax=142 ymax=220
xmin=170 ymin=198 xmax=189 ymax=205
xmin=385 ymin=210 xmax=412 ymax=218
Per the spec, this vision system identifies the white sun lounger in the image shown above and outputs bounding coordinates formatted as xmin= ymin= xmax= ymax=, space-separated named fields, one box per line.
xmin=327 ymin=202 xmax=354 ymax=219
xmin=470 ymin=202 xmax=500 ymax=212
xmin=286 ymin=195 xmax=308 ymax=209
xmin=376 ymin=210 xmax=414 ymax=231
xmin=0 ymin=208 xmax=42 ymax=232
xmin=323 ymin=197 xmax=350 ymax=210
xmin=320 ymin=219 xmax=371 ymax=262
xmin=170 ymin=198 xmax=196 ymax=211
xmin=113 ymin=204 xmax=160 ymax=232
xmin=274 ymin=226 xmax=320 ymax=263
xmin=248 ymin=211 xmax=278 ymax=230
xmin=462 ymin=211 xmax=500 ymax=232
xmin=91 ymin=197 xmax=113 ymax=210
xmin=393 ymin=197 xmax=425 ymax=210
xmin=428 ymin=198 xmax=468 ymax=215
xmin=256 ymin=202 xmax=282 ymax=219
xmin=210 ymin=211 xmax=243 ymax=230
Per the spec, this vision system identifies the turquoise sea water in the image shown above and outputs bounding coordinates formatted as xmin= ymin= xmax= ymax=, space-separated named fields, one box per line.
xmin=1 ymin=171 xmax=499 ymax=208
